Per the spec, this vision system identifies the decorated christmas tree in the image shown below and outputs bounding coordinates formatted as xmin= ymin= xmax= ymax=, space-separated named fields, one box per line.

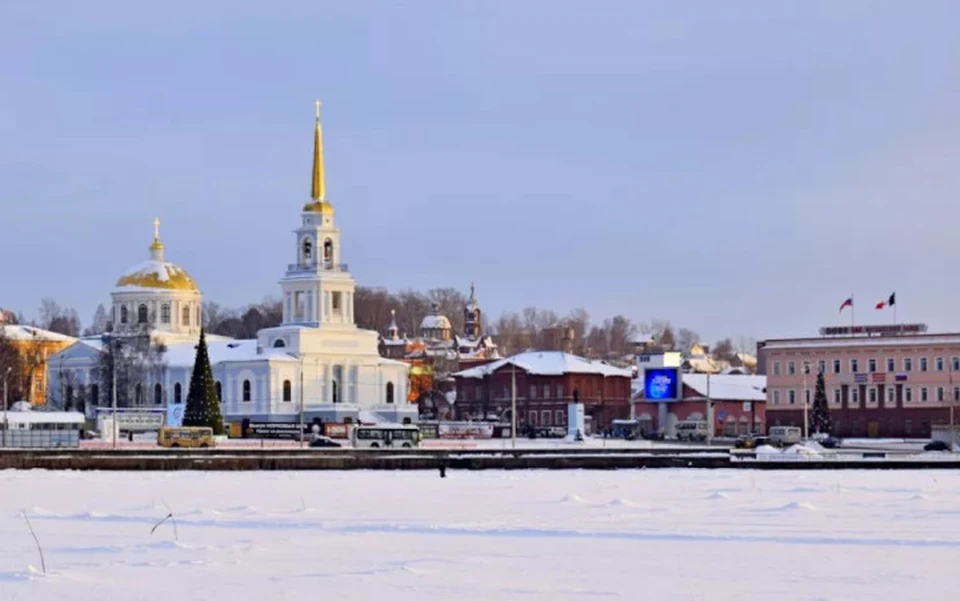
xmin=182 ymin=329 xmax=224 ymax=435
xmin=811 ymin=369 xmax=832 ymax=434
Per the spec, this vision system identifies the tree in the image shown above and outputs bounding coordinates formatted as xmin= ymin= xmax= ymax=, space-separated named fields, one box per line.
xmin=182 ymin=330 xmax=224 ymax=434
xmin=811 ymin=369 xmax=831 ymax=434
xmin=676 ymin=328 xmax=699 ymax=354
xmin=37 ymin=298 xmax=81 ymax=337
xmin=0 ymin=329 xmax=24 ymax=403
xmin=83 ymin=304 xmax=109 ymax=337
xmin=713 ymin=338 xmax=736 ymax=361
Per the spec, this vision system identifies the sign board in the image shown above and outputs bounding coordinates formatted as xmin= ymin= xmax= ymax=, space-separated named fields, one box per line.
xmin=438 ymin=422 xmax=494 ymax=439
xmin=742 ymin=401 xmax=752 ymax=412
xmin=166 ymin=404 xmax=185 ymax=428
xmin=322 ymin=423 xmax=350 ymax=439
xmin=243 ymin=422 xmax=311 ymax=440
xmin=567 ymin=402 xmax=585 ymax=438
xmin=643 ymin=367 xmax=681 ymax=402
xmin=818 ymin=323 xmax=927 ymax=337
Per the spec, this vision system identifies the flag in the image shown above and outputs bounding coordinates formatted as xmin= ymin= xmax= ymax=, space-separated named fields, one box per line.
xmin=876 ymin=292 xmax=895 ymax=310
xmin=839 ymin=297 xmax=853 ymax=313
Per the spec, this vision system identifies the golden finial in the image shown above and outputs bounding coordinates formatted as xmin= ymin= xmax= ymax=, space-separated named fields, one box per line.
xmin=311 ymin=98 xmax=326 ymax=201
xmin=149 ymin=217 xmax=165 ymax=259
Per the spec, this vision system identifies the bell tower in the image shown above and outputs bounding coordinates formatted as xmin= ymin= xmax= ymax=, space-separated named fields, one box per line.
xmin=279 ymin=100 xmax=356 ymax=328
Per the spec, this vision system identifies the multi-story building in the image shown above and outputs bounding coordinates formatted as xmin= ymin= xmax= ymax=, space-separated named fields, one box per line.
xmin=0 ymin=324 xmax=77 ymax=405
xmin=759 ymin=323 xmax=959 ymax=438
xmin=452 ymin=351 xmax=633 ymax=433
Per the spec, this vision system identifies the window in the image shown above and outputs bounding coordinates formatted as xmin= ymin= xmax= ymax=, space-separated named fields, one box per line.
xmin=817 ymin=360 xmax=826 ymax=374
xmin=937 ymin=387 xmax=945 ymax=402
xmin=936 ymin=357 xmax=945 ymax=372
xmin=833 ymin=388 xmax=841 ymax=405
xmin=528 ymin=410 xmax=538 ymax=426
xmin=954 ymin=387 xmax=960 ymax=402
xmin=242 ymin=380 xmax=251 ymax=402
xmin=920 ymin=357 xmax=928 ymax=372
xmin=66 ymin=385 xmax=74 ymax=408
xmin=386 ymin=382 xmax=395 ymax=404
xmin=557 ymin=384 xmax=564 ymax=399
xmin=787 ymin=361 xmax=796 ymax=375
xmin=174 ymin=382 xmax=182 ymax=404
xmin=120 ymin=306 xmax=128 ymax=324
xmin=555 ymin=410 xmax=565 ymax=426
xmin=868 ymin=387 xmax=877 ymax=404
xmin=773 ymin=362 xmax=781 ymax=376
xmin=182 ymin=306 xmax=190 ymax=326
xmin=529 ymin=385 xmax=537 ymax=399
xmin=802 ymin=361 xmax=811 ymax=375
xmin=90 ymin=384 xmax=99 ymax=406
xmin=135 ymin=383 xmax=143 ymax=404
xmin=887 ymin=358 xmax=895 ymax=372
xmin=905 ymin=387 xmax=912 ymax=403
xmin=921 ymin=387 xmax=928 ymax=402
xmin=904 ymin=358 xmax=913 ymax=372
xmin=302 ymin=238 xmax=312 ymax=260
xmin=788 ymin=389 xmax=796 ymax=405
xmin=833 ymin=359 xmax=841 ymax=374
xmin=154 ymin=383 xmax=162 ymax=405
xmin=850 ymin=359 xmax=859 ymax=373
xmin=138 ymin=304 xmax=148 ymax=324
xmin=805 ymin=389 xmax=811 ymax=406
xmin=868 ymin=359 xmax=877 ymax=373
xmin=772 ymin=390 xmax=780 ymax=405
xmin=282 ymin=380 xmax=292 ymax=402
xmin=541 ymin=410 xmax=551 ymax=426
xmin=215 ymin=381 xmax=222 ymax=402
xmin=273 ymin=339 xmax=286 ymax=348
xmin=160 ymin=304 xmax=171 ymax=324
xmin=851 ymin=388 xmax=859 ymax=404
xmin=887 ymin=387 xmax=895 ymax=404
xmin=543 ymin=385 xmax=550 ymax=399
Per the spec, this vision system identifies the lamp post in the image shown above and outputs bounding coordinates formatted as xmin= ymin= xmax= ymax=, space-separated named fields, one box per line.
xmin=3 ymin=367 xmax=11 ymax=447
xmin=102 ymin=333 xmax=120 ymax=449
xmin=802 ymin=363 xmax=810 ymax=441
xmin=299 ymin=354 xmax=306 ymax=447
xmin=950 ymin=357 xmax=955 ymax=450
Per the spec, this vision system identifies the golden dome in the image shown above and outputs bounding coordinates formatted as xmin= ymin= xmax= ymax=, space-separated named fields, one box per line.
xmin=302 ymin=200 xmax=335 ymax=214
xmin=116 ymin=260 xmax=199 ymax=291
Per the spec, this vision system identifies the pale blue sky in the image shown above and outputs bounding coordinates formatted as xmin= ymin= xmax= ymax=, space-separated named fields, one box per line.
xmin=3 ymin=1 xmax=960 ymax=343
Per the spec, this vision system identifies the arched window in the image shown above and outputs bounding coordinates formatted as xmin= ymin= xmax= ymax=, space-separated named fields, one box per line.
xmin=120 ymin=306 xmax=128 ymax=324
xmin=174 ymin=382 xmax=182 ymax=404
xmin=182 ymin=306 xmax=190 ymax=326
xmin=302 ymin=237 xmax=312 ymax=260
xmin=137 ymin=304 xmax=148 ymax=324
xmin=283 ymin=380 xmax=292 ymax=402
xmin=386 ymin=382 xmax=395 ymax=404
xmin=242 ymin=380 xmax=251 ymax=402
xmin=215 ymin=381 xmax=222 ymax=403
xmin=332 ymin=365 xmax=342 ymax=404
xmin=323 ymin=238 xmax=333 ymax=265
xmin=332 ymin=381 xmax=338 ymax=404
xmin=135 ymin=383 xmax=143 ymax=405
xmin=160 ymin=304 xmax=171 ymax=324
xmin=273 ymin=339 xmax=286 ymax=348
xmin=154 ymin=383 xmax=162 ymax=405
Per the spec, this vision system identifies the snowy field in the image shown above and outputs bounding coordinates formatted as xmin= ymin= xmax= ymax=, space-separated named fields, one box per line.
xmin=2 ymin=469 xmax=958 ymax=600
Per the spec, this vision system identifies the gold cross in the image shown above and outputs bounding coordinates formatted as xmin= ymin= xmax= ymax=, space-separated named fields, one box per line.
xmin=315 ymin=98 xmax=322 ymax=120
xmin=153 ymin=217 xmax=160 ymax=240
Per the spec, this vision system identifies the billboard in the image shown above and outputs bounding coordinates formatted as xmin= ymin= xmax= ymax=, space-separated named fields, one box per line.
xmin=643 ymin=367 xmax=680 ymax=402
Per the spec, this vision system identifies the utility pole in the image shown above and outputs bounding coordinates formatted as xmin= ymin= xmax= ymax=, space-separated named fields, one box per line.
xmin=706 ymin=372 xmax=713 ymax=444
xmin=3 ymin=367 xmax=10 ymax=448
xmin=299 ymin=355 xmax=306 ymax=447
xmin=511 ymin=363 xmax=517 ymax=449
xmin=802 ymin=363 xmax=810 ymax=441
xmin=111 ymin=337 xmax=119 ymax=449
xmin=950 ymin=358 xmax=956 ymax=450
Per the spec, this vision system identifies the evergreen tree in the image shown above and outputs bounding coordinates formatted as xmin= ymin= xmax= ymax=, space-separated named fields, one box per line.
xmin=182 ymin=330 xmax=224 ymax=434
xmin=811 ymin=369 xmax=832 ymax=434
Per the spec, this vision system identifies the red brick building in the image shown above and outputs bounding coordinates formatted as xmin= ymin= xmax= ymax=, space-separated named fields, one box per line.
xmin=759 ymin=324 xmax=960 ymax=438
xmin=452 ymin=351 xmax=633 ymax=432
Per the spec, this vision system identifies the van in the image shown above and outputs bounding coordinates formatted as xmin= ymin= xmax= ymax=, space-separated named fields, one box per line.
xmin=769 ymin=426 xmax=802 ymax=447
xmin=158 ymin=426 xmax=215 ymax=448
xmin=675 ymin=420 xmax=708 ymax=441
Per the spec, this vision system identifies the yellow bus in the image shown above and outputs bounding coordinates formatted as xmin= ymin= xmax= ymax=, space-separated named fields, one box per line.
xmin=158 ymin=426 xmax=215 ymax=448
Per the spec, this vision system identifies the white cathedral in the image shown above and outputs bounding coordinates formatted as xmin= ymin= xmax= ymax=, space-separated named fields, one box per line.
xmin=48 ymin=103 xmax=415 ymax=426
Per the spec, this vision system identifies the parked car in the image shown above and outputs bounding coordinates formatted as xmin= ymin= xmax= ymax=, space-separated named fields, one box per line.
xmin=734 ymin=434 xmax=770 ymax=449
xmin=819 ymin=437 xmax=842 ymax=449
xmin=309 ymin=436 xmax=342 ymax=448
xmin=924 ymin=440 xmax=952 ymax=452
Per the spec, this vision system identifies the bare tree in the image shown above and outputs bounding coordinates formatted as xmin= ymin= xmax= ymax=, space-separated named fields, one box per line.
xmin=38 ymin=299 xmax=81 ymax=337
xmin=0 ymin=329 xmax=24 ymax=402
xmin=354 ymin=287 xmax=394 ymax=332
xmin=83 ymin=304 xmax=109 ymax=337
xmin=713 ymin=338 xmax=736 ymax=361
xmin=428 ymin=287 xmax=467 ymax=334
xmin=677 ymin=328 xmax=700 ymax=354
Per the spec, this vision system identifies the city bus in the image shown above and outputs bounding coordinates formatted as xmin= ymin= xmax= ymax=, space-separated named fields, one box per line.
xmin=351 ymin=424 xmax=421 ymax=449
xmin=157 ymin=426 xmax=215 ymax=448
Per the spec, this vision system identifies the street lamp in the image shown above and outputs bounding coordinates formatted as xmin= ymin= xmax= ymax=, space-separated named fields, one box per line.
xmin=802 ymin=362 xmax=810 ymax=441
xmin=299 ymin=354 xmax=306 ymax=447
xmin=3 ymin=366 xmax=11 ymax=448
xmin=102 ymin=333 xmax=120 ymax=449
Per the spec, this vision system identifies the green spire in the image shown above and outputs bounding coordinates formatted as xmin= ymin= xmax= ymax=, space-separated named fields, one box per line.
xmin=182 ymin=329 xmax=224 ymax=435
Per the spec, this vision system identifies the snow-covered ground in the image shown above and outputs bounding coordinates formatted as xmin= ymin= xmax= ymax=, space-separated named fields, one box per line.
xmin=2 ymin=469 xmax=958 ymax=600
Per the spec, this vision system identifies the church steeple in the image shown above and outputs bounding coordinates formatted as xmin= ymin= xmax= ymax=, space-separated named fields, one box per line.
xmin=149 ymin=217 xmax=165 ymax=261
xmin=303 ymin=99 xmax=334 ymax=215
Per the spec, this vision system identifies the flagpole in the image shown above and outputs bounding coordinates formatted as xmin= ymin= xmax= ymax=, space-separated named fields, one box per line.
xmin=851 ymin=294 xmax=855 ymax=334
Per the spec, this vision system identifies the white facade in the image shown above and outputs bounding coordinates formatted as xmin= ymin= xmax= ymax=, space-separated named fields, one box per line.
xmin=47 ymin=110 xmax=415 ymax=426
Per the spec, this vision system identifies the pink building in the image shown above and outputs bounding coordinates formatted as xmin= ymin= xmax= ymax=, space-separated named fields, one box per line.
xmin=758 ymin=324 xmax=960 ymax=438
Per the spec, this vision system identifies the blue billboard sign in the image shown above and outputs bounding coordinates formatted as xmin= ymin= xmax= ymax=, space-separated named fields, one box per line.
xmin=644 ymin=367 xmax=680 ymax=402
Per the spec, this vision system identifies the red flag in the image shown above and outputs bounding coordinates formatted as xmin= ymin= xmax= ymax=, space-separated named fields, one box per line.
xmin=875 ymin=301 xmax=886 ymax=310
xmin=839 ymin=298 xmax=853 ymax=313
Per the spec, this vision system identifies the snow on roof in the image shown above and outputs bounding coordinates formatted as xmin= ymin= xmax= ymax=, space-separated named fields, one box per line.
xmin=760 ymin=333 xmax=960 ymax=350
xmin=0 ymin=325 xmax=77 ymax=343
xmin=680 ymin=373 xmax=767 ymax=402
xmin=420 ymin=314 xmax=451 ymax=330
xmin=454 ymin=351 xmax=633 ymax=379
xmin=157 ymin=338 xmax=296 ymax=367
xmin=114 ymin=259 xmax=198 ymax=291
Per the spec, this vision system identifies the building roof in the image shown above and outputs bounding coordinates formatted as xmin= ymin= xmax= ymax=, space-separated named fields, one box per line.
xmin=0 ymin=325 xmax=77 ymax=344
xmin=116 ymin=259 xmax=198 ymax=292
xmin=160 ymin=338 xmax=297 ymax=367
xmin=454 ymin=351 xmax=633 ymax=379
xmin=682 ymin=373 xmax=766 ymax=401
xmin=760 ymin=333 xmax=960 ymax=350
